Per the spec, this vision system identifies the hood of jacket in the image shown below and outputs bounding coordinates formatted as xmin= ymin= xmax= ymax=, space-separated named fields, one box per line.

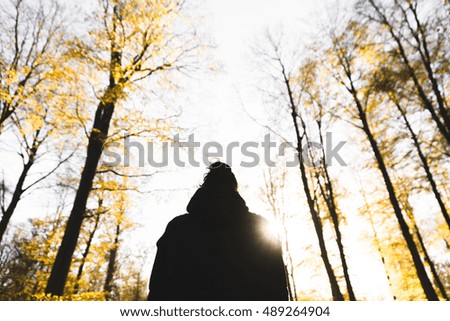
xmin=186 ymin=187 xmax=249 ymax=224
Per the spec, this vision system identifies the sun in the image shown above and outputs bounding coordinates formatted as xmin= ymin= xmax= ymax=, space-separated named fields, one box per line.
xmin=263 ymin=217 xmax=284 ymax=241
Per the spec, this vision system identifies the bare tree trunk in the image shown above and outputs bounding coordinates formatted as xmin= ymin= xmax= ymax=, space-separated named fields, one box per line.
xmin=263 ymin=169 xmax=298 ymax=300
xmin=104 ymin=219 xmax=120 ymax=300
xmin=279 ymin=224 xmax=297 ymax=301
xmin=399 ymin=189 xmax=449 ymax=300
xmin=316 ymin=125 xmax=356 ymax=300
xmin=414 ymin=223 xmax=448 ymax=300
xmin=45 ymin=21 xmax=122 ymax=294
xmin=393 ymin=99 xmax=450 ymax=230
xmin=330 ymin=19 xmax=439 ymax=296
xmin=283 ymin=227 xmax=298 ymax=301
xmin=348 ymin=84 xmax=438 ymax=300
xmin=73 ymin=202 xmax=102 ymax=294
xmin=282 ymin=74 xmax=343 ymax=300
xmin=297 ymin=157 xmax=344 ymax=300
xmin=45 ymin=96 xmax=116 ymax=296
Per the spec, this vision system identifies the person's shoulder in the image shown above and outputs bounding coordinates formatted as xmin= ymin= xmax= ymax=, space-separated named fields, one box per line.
xmin=166 ymin=214 xmax=192 ymax=229
xmin=246 ymin=212 xmax=273 ymax=232
xmin=157 ymin=214 xmax=191 ymax=246
xmin=247 ymin=212 xmax=270 ymax=225
xmin=246 ymin=213 xmax=281 ymax=245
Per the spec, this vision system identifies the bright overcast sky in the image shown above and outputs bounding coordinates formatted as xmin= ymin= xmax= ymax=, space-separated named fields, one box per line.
xmin=134 ymin=0 xmax=388 ymax=300
xmin=140 ymin=0 xmax=329 ymax=244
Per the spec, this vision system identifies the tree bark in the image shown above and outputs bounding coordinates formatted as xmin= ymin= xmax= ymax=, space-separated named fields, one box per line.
xmin=317 ymin=126 xmax=356 ymax=300
xmin=394 ymin=100 xmax=450 ymax=230
xmin=349 ymin=85 xmax=438 ymax=300
xmin=45 ymin=97 xmax=116 ymax=296
xmin=413 ymin=221 xmax=448 ymax=300
xmin=104 ymin=220 xmax=120 ymax=300
xmin=281 ymin=67 xmax=344 ymax=300
xmin=398 ymin=184 xmax=448 ymax=300
xmin=45 ymin=15 xmax=122 ymax=295
xmin=73 ymin=203 xmax=102 ymax=294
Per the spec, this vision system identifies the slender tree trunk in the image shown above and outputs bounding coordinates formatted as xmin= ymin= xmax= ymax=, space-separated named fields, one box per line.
xmin=349 ymin=85 xmax=438 ymax=300
xmin=104 ymin=220 xmax=120 ymax=300
xmin=264 ymin=170 xmax=298 ymax=300
xmin=397 ymin=187 xmax=448 ymax=300
xmin=280 ymin=226 xmax=297 ymax=301
xmin=46 ymin=29 xmax=122 ymax=295
xmin=283 ymin=227 xmax=298 ymax=301
xmin=297 ymin=155 xmax=344 ymax=300
xmin=413 ymin=222 xmax=448 ymax=300
xmin=45 ymin=99 xmax=115 ymax=296
xmin=0 ymin=148 xmax=36 ymax=244
xmin=280 ymin=66 xmax=343 ymax=300
xmin=73 ymin=204 xmax=102 ymax=294
xmin=317 ymin=127 xmax=356 ymax=300
xmin=394 ymin=100 xmax=450 ymax=230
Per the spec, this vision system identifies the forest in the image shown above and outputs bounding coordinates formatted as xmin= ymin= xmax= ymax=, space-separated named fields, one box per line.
xmin=0 ymin=0 xmax=449 ymax=301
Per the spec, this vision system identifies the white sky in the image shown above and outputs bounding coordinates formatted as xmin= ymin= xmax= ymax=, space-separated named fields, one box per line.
xmin=136 ymin=0 xmax=332 ymax=246
xmin=132 ymin=0 xmax=393 ymax=300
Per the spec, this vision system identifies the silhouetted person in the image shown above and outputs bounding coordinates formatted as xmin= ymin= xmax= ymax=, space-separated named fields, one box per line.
xmin=148 ymin=162 xmax=288 ymax=301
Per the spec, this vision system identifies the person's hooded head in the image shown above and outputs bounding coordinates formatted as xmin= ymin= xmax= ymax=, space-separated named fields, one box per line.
xmin=201 ymin=161 xmax=237 ymax=192
xmin=187 ymin=162 xmax=248 ymax=223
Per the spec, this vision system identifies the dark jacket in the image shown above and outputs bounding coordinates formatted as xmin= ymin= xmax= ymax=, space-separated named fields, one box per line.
xmin=148 ymin=187 xmax=288 ymax=301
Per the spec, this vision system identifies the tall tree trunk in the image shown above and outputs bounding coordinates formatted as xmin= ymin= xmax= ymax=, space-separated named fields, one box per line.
xmin=393 ymin=99 xmax=450 ymax=230
xmin=283 ymin=228 xmax=298 ymax=301
xmin=280 ymin=225 xmax=297 ymax=301
xmin=282 ymin=69 xmax=343 ymax=300
xmin=273 ymin=57 xmax=344 ymax=300
xmin=46 ymin=24 xmax=122 ymax=295
xmin=297 ymin=153 xmax=343 ymax=300
xmin=348 ymin=84 xmax=438 ymax=300
xmin=413 ymin=222 xmax=448 ymax=300
xmin=45 ymin=97 xmax=116 ymax=296
xmin=317 ymin=126 xmax=356 ymax=300
xmin=264 ymin=170 xmax=298 ymax=300
xmin=73 ymin=203 xmax=102 ymax=294
xmin=104 ymin=219 xmax=120 ymax=300
xmin=398 ymin=188 xmax=449 ymax=300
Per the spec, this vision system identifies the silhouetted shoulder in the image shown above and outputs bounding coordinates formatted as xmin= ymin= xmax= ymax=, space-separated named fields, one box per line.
xmin=165 ymin=214 xmax=191 ymax=229
xmin=250 ymin=212 xmax=279 ymax=238
xmin=156 ymin=214 xmax=191 ymax=245
xmin=248 ymin=212 xmax=268 ymax=223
